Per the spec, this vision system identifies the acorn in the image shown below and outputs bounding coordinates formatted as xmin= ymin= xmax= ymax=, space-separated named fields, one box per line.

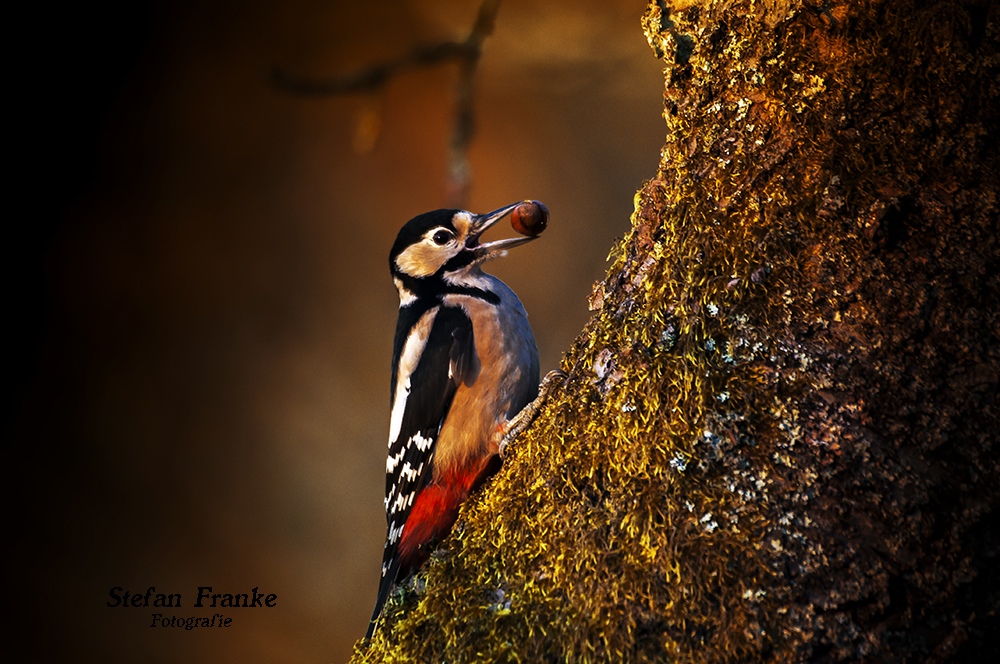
xmin=511 ymin=200 xmax=549 ymax=237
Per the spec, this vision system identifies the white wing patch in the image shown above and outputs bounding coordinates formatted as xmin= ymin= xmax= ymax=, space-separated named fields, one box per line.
xmin=386 ymin=443 xmax=429 ymax=515
xmin=412 ymin=432 xmax=433 ymax=452
xmin=386 ymin=446 xmax=406 ymax=473
xmin=388 ymin=307 xmax=439 ymax=446
xmin=388 ymin=520 xmax=405 ymax=546
xmin=400 ymin=461 xmax=419 ymax=482
xmin=390 ymin=485 xmax=419 ymax=515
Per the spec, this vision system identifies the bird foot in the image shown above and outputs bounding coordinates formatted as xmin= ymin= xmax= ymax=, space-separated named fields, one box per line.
xmin=498 ymin=370 xmax=567 ymax=458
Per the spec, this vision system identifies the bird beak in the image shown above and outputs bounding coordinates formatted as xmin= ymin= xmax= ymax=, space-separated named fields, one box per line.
xmin=467 ymin=202 xmax=538 ymax=258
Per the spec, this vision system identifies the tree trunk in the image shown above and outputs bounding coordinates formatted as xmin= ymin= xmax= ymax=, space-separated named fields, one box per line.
xmin=355 ymin=1 xmax=999 ymax=661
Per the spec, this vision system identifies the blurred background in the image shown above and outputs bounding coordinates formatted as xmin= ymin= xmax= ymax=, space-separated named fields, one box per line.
xmin=8 ymin=0 xmax=663 ymax=661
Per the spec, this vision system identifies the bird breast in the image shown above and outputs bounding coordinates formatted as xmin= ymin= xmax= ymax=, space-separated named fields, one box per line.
xmin=435 ymin=277 xmax=540 ymax=475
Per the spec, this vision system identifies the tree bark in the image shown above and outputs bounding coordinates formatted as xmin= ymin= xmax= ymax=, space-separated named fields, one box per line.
xmin=355 ymin=1 xmax=999 ymax=661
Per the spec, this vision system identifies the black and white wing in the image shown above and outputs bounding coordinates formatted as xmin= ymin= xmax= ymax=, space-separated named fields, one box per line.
xmin=367 ymin=304 xmax=476 ymax=638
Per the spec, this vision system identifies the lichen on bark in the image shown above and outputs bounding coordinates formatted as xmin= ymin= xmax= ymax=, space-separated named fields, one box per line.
xmin=354 ymin=1 xmax=999 ymax=661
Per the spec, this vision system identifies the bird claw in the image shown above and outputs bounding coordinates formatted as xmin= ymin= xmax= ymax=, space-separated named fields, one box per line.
xmin=498 ymin=370 xmax=567 ymax=458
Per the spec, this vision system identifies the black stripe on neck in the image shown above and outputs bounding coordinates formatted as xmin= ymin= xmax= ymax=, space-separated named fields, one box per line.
xmin=441 ymin=284 xmax=501 ymax=305
xmin=394 ymin=271 xmax=501 ymax=307
xmin=390 ymin=284 xmax=498 ymax=396
xmin=442 ymin=250 xmax=475 ymax=273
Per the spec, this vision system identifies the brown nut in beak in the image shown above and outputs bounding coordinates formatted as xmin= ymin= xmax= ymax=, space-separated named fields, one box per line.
xmin=511 ymin=200 xmax=549 ymax=237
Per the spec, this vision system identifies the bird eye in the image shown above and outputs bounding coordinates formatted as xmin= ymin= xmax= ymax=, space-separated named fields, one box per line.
xmin=432 ymin=230 xmax=452 ymax=245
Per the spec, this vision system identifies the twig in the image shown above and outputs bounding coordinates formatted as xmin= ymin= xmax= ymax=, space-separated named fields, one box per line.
xmin=273 ymin=0 xmax=503 ymax=207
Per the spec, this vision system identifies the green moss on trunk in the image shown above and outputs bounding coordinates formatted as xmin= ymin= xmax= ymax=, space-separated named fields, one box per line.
xmin=355 ymin=1 xmax=999 ymax=661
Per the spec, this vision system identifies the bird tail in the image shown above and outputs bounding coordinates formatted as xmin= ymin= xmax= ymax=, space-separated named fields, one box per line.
xmin=365 ymin=553 xmax=402 ymax=641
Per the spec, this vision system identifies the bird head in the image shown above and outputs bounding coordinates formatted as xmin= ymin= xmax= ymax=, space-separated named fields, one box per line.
xmin=390 ymin=203 xmax=537 ymax=294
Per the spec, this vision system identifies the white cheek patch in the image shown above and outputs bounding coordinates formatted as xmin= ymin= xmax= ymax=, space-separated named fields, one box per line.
xmin=388 ymin=307 xmax=439 ymax=445
xmin=395 ymin=242 xmax=444 ymax=277
xmin=394 ymin=277 xmax=417 ymax=307
xmin=395 ymin=227 xmax=462 ymax=278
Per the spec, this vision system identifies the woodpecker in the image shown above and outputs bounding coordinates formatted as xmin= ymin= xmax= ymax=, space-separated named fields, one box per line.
xmin=366 ymin=202 xmax=544 ymax=639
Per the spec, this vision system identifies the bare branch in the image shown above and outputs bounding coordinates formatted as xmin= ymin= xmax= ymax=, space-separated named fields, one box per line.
xmin=273 ymin=0 xmax=504 ymax=207
xmin=271 ymin=41 xmax=471 ymax=96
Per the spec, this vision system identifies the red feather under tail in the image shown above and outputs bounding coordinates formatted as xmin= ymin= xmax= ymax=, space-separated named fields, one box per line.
xmin=397 ymin=454 xmax=502 ymax=576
